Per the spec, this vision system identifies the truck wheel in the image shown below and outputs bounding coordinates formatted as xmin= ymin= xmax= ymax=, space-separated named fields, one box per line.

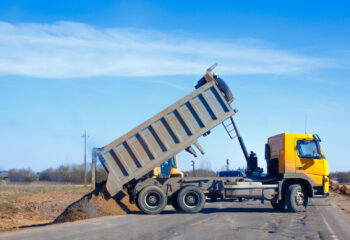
xmin=137 ymin=185 xmax=167 ymax=214
xmin=216 ymin=77 xmax=234 ymax=104
xmin=177 ymin=186 xmax=205 ymax=213
xmin=195 ymin=76 xmax=233 ymax=104
xmin=286 ymin=184 xmax=308 ymax=212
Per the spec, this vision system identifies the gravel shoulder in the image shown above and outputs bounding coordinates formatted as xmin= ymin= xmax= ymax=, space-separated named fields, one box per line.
xmin=326 ymin=191 xmax=350 ymax=225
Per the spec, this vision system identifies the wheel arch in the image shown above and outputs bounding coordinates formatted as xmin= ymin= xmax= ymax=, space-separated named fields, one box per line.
xmin=282 ymin=178 xmax=313 ymax=197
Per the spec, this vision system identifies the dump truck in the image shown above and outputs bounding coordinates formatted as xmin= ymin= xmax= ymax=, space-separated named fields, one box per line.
xmin=93 ymin=65 xmax=329 ymax=214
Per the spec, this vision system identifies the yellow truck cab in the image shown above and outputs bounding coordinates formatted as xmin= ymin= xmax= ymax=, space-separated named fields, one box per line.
xmin=153 ymin=156 xmax=184 ymax=178
xmin=266 ymin=133 xmax=329 ymax=210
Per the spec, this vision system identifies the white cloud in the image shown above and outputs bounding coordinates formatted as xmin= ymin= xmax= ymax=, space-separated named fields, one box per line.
xmin=0 ymin=21 xmax=339 ymax=78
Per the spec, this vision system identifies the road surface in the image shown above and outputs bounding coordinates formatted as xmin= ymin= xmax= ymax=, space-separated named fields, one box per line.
xmin=1 ymin=198 xmax=349 ymax=240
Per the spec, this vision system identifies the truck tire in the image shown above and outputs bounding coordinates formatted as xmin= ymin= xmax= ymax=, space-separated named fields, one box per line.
xmin=285 ymin=184 xmax=308 ymax=212
xmin=195 ymin=77 xmax=233 ymax=104
xmin=137 ymin=185 xmax=167 ymax=214
xmin=216 ymin=77 xmax=234 ymax=104
xmin=177 ymin=186 xmax=205 ymax=213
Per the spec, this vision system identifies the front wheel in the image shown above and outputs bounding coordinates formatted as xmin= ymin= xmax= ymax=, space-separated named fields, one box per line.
xmin=177 ymin=186 xmax=205 ymax=213
xmin=286 ymin=184 xmax=308 ymax=212
xmin=137 ymin=185 xmax=167 ymax=214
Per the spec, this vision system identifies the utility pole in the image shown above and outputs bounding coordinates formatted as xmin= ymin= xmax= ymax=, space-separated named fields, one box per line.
xmin=82 ymin=130 xmax=89 ymax=186
xmin=91 ymin=148 xmax=97 ymax=190
xmin=226 ymin=159 xmax=229 ymax=171
xmin=191 ymin=160 xmax=196 ymax=177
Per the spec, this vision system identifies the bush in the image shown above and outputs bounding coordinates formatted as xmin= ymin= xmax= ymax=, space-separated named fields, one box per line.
xmin=39 ymin=168 xmax=61 ymax=182
xmin=8 ymin=168 xmax=38 ymax=182
xmin=39 ymin=164 xmax=85 ymax=183
xmin=330 ymin=171 xmax=350 ymax=184
xmin=39 ymin=163 xmax=108 ymax=184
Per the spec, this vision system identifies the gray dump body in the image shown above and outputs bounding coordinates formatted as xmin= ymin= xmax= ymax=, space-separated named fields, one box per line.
xmin=98 ymin=73 xmax=236 ymax=196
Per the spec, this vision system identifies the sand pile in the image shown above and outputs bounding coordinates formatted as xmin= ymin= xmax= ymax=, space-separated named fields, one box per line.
xmin=54 ymin=182 xmax=139 ymax=223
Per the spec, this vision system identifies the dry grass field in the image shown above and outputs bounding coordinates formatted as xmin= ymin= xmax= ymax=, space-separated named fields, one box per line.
xmin=0 ymin=182 xmax=90 ymax=232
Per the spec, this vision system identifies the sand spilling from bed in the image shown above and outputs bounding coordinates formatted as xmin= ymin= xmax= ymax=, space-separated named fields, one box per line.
xmin=54 ymin=182 xmax=139 ymax=223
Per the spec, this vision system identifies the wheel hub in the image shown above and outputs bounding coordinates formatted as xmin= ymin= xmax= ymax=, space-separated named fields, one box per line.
xmin=148 ymin=195 xmax=157 ymax=204
xmin=146 ymin=192 xmax=160 ymax=208
xmin=187 ymin=195 xmax=195 ymax=204
xmin=295 ymin=190 xmax=305 ymax=205
xmin=184 ymin=192 xmax=199 ymax=207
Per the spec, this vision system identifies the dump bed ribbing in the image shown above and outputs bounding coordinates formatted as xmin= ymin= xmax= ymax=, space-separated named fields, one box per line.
xmin=98 ymin=73 xmax=236 ymax=196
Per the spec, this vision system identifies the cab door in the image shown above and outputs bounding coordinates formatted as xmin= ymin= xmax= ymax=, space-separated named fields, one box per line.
xmin=294 ymin=137 xmax=324 ymax=186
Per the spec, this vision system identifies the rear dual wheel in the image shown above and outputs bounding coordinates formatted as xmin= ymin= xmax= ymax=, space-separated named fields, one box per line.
xmin=176 ymin=186 xmax=205 ymax=213
xmin=137 ymin=185 xmax=167 ymax=214
xmin=138 ymin=185 xmax=206 ymax=214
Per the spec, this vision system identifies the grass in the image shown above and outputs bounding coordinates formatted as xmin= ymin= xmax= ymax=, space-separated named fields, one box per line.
xmin=0 ymin=183 xmax=91 ymax=211
xmin=0 ymin=184 xmax=90 ymax=195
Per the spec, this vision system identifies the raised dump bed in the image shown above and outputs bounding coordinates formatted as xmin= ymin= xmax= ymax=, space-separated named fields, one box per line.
xmin=97 ymin=71 xmax=236 ymax=196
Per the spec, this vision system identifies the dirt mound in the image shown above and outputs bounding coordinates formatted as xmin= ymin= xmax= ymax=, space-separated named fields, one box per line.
xmin=54 ymin=182 xmax=139 ymax=223
xmin=0 ymin=184 xmax=90 ymax=232
xmin=330 ymin=180 xmax=350 ymax=196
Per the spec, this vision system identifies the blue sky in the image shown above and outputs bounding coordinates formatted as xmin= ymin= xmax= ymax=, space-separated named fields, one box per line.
xmin=0 ymin=0 xmax=349 ymax=172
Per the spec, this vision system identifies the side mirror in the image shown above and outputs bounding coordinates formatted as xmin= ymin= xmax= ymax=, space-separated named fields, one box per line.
xmin=313 ymin=134 xmax=322 ymax=142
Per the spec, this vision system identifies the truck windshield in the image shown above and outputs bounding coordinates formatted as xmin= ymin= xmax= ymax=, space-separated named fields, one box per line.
xmin=297 ymin=140 xmax=320 ymax=159
xmin=160 ymin=157 xmax=176 ymax=177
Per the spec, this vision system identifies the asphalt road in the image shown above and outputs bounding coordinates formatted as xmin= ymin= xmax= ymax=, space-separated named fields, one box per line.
xmin=1 ymin=198 xmax=350 ymax=240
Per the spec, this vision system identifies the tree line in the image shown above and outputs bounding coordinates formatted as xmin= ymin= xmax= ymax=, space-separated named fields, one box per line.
xmin=7 ymin=164 xmax=108 ymax=183
xmin=330 ymin=171 xmax=350 ymax=183
xmin=7 ymin=165 xmax=219 ymax=183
